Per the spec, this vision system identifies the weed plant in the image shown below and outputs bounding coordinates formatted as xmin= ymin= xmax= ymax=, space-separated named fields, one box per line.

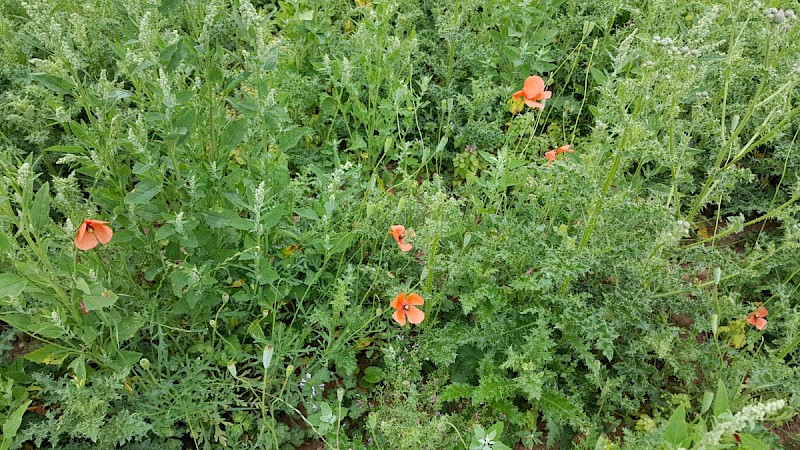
xmin=0 ymin=0 xmax=798 ymax=448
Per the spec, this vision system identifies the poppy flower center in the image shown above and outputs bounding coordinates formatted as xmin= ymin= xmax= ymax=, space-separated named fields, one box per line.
xmin=403 ymin=305 xmax=410 ymax=310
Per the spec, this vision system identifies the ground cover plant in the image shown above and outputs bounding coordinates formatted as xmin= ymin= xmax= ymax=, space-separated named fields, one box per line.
xmin=1 ymin=0 xmax=799 ymax=448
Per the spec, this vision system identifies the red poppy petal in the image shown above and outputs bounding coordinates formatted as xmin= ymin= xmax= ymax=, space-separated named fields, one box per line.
xmin=92 ymin=223 xmax=113 ymax=244
xmin=755 ymin=306 xmax=768 ymax=318
xmin=397 ymin=242 xmax=413 ymax=252
xmin=405 ymin=293 xmax=424 ymax=306
xmin=390 ymin=292 xmax=406 ymax=310
xmin=405 ymin=306 xmax=425 ymax=324
xmin=538 ymin=90 xmax=552 ymax=100
xmin=524 ymin=99 xmax=545 ymax=110
xmin=512 ymin=90 xmax=524 ymax=100
xmin=523 ymin=76 xmax=544 ymax=99
xmin=389 ymin=225 xmax=406 ymax=244
xmin=747 ymin=313 xmax=757 ymax=326
xmin=392 ymin=309 xmax=407 ymax=326
xmin=755 ymin=317 xmax=767 ymax=330
xmin=75 ymin=223 xmax=99 ymax=251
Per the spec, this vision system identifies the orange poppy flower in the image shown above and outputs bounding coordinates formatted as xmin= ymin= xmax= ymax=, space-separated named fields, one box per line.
xmin=512 ymin=75 xmax=552 ymax=110
xmin=555 ymin=144 xmax=573 ymax=155
xmin=74 ymin=219 xmax=113 ymax=251
xmin=746 ymin=306 xmax=768 ymax=330
xmin=544 ymin=150 xmax=557 ymax=166
xmin=389 ymin=225 xmax=413 ymax=252
xmin=390 ymin=291 xmax=425 ymax=326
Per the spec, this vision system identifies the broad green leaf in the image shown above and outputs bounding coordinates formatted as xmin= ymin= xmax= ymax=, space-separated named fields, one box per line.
xmin=663 ymin=405 xmax=687 ymax=446
xmin=30 ymin=182 xmax=51 ymax=230
xmin=82 ymin=289 xmax=118 ymax=311
xmin=75 ymin=277 xmax=91 ymax=295
xmin=220 ymin=118 xmax=249 ymax=152
xmin=203 ymin=211 xmax=252 ymax=230
xmin=319 ymin=402 xmax=335 ymax=424
xmin=31 ymin=73 xmax=74 ymax=95
xmin=257 ymin=264 xmax=279 ymax=285
xmin=108 ymin=350 xmax=143 ymax=371
xmin=714 ymin=380 xmax=729 ymax=416
xmin=701 ymin=391 xmax=714 ymax=414
xmin=278 ymin=126 xmax=309 ymax=151
xmin=737 ymin=433 xmax=771 ymax=450
xmin=23 ymin=344 xmax=71 ymax=365
xmin=1 ymin=399 xmax=32 ymax=450
xmin=68 ymin=356 xmax=87 ymax=388
xmin=0 ymin=274 xmax=26 ymax=297
xmin=362 ymin=366 xmax=385 ymax=384
xmin=125 ymin=180 xmax=162 ymax=205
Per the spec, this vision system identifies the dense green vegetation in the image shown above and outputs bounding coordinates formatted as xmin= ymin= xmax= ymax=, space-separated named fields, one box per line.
xmin=1 ymin=0 xmax=799 ymax=448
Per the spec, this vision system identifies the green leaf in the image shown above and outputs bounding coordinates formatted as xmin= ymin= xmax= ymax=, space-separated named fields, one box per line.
xmin=701 ymin=391 xmax=714 ymax=414
xmin=0 ymin=274 xmax=26 ymax=297
xmin=663 ymin=404 xmax=687 ymax=446
xmin=75 ymin=277 xmax=91 ymax=295
xmin=440 ymin=382 xmax=474 ymax=402
xmin=278 ymin=127 xmax=309 ymax=151
xmin=30 ymin=182 xmax=51 ymax=230
xmin=539 ymin=389 xmax=587 ymax=428
xmin=23 ymin=344 xmax=71 ymax=365
xmin=68 ymin=355 xmax=87 ymax=388
xmin=31 ymin=73 xmax=75 ymax=95
xmin=590 ymin=68 xmax=607 ymax=85
xmin=116 ymin=350 xmax=143 ymax=367
xmin=362 ymin=366 xmax=385 ymax=384
xmin=82 ymin=288 xmax=118 ymax=311
xmin=737 ymin=433 xmax=771 ymax=450
xmin=319 ymin=402 xmax=335 ymax=424
xmin=220 ymin=118 xmax=249 ymax=152
xmin=1 ymin=399 xmax=32 ymax=450
xmin=714 ymin=380 xmax=729 ymax=416
xmin=204 ymin=210 xmax=252 ymax=230
xmin=125 ymin=180 xmax=162 ymax=205
xmin=158 ymin=0 xmax=183 ymax=13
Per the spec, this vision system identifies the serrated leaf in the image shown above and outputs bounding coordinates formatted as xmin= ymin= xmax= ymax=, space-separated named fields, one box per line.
xmin=0 ymin=274 xmax=26 ymax=297
xmin=663 ymin=405 xmax=687 ymax=446
xmin=539 ymin=389 xmax=587 ymax=427
xmin=440 ymin=382 xmax=474 ymax=402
